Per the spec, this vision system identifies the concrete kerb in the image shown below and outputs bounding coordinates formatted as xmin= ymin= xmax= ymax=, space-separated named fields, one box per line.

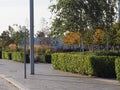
xmin=0 ymin=74 xmax=29 ymax=90
xmin=95 ymin=78 xmax=120 ymax=86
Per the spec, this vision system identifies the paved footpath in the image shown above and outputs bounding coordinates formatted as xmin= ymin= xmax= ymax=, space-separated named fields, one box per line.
xmin=0 ymin=77 xmax=18 ymax=90
xmin=0 ymin=59 xmax=120 ymax=90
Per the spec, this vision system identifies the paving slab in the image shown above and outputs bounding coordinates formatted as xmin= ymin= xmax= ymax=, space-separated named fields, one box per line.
xmin=0 ymin=76 xmax=18 ymax=90
xmin=0 ymin=59 xmax=120 ymax=90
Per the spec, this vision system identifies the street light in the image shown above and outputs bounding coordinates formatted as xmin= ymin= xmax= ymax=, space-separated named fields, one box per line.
xmin=119 ymin=0 xmax=120 ymax=22
xmin=22 ymin=26 xmax=27 ymax=79
xmin=30 ymin=0 xmax=34 ymax=75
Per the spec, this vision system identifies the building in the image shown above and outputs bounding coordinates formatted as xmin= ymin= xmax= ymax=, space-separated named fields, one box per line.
xmin=34 ymin=37 xmax=79 ymax=51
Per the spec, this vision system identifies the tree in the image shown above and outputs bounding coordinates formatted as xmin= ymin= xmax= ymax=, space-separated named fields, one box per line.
xmin=108 ymin=22 xmax=120 ymax=45
xmin=0 ymin=25 xmax=30 ymax=51
xmin=50 ymin=0 xmax=87 ymax=37
xmin=111 ymin=22 xmax=120 ymax=45
xmin=50 ymin=0 xmax=117 ymax=52
xmin=12 ymin=25 xmax=29 ymax=47
xmin=36 ymin=31 xmax=45 ymax=37
xmin=62 ymin=32 xmax=80 ymax=46
xmin=38 ymin=17 xmax=50 ymax=37
xmin=50 ymin=0 xmax=117 ymax=35
xmin=83 ymin=29 xmax=93 ymax=45
xmin=8 ymin=25 xmax=15 ymax=38
xmin=0 ymin=31 xmax=12 ymax=50
xmin=115 ymin=30 xmax=120 ymax=45
xmin=94 ymin=29 xmax=105 ymax=45
xmin=0 ymin=36 xmax=2 ymax=47
xmin=8 ymin=44 xmax=17 ymax=52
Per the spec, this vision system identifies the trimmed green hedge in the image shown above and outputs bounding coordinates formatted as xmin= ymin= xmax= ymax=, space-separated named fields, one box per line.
xmin=90 ymin=56 xmax=116 ymax=78
xmin=44 ymin=54 xmax=51 ymax=63
xmin=0 ymin=52 xmax=2 ymax=59
xmin=2 ymin=52 xmax=28 ymax=62
xmin=52 ymin=53 xmax=116 ymax=78
xmin=2 ymin=52 xmax=12 ymax=60
xmin=95 ymin=51 xmax=120 ymax=56
xmin=115 ymin=58 xmax=120 ymax=81
xmin=12 ymin=52 xmax=24 ymax=62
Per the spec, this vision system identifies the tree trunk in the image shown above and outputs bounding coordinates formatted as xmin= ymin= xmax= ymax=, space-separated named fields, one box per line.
xmin=106 ymin=34 xmax=109 ymax=51
xmin=92 ymin=30 xmax=94 ymax=53
xmin=81 ymin=32 xmax=84 ymax=53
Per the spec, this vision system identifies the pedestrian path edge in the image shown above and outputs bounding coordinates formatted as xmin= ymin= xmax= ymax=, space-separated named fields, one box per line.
xmin=0 ymin=74 xmax=29 ymax=90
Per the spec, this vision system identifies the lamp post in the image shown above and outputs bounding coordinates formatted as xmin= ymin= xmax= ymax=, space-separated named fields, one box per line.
xmin=118 ymin=0 xmax=120 ymax=23
xmin=22 ymin=26 xmax=27 ymax=79
xmin=30 ymin=0 xmax=34 ymax=75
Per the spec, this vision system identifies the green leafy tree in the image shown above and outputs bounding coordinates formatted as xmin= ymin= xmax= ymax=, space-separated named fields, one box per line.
xmin=115 ymin=30 xmax=120 ymax=45
xmin=1 ymin=25 xmax=29 ymax=51
xmin=50 ymin=0 xmax=117 ymax=34
xmin=108 ymin=22 xmax=120 ymax=45
xmin=50 ymin=0 xmax=117 ymax=52
xmin=0 ymin=31 xmax=11 ymax=50
xmin=83 ymin=29 xmax=93 ymax=45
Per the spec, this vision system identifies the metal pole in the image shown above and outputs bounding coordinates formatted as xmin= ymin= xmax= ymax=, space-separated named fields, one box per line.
xmin=23 ymin=26 xmax=27 ymax=79
xmin=118 ymin=0 xmax=120 ymax=23
xmin=30 ymin=0 xmax=34 ymax=75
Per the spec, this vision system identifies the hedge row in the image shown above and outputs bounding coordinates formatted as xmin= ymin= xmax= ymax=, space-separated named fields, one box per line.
xmin=34 ymin=54 xmax=51 ymax=63
xmin=2 ymin=52 xmax=51 ymax=63
xmin=0 ymin=52 xmax=2 ymax=59
xmin=2 ymin=52 xmax=12 ymax=60
xmin=95 ymin=51 xmax=120 ymax=56
xmin=52 ymin=53 xmax=117 ymax=78
xmin=2 ymin=52 xmax=26 ymax=62
xmin=115 ymin=58 xmax=120 ymax=81
xmin=44 ymin=54 xmax=51 ymax=63
xmin=11 ymin=52 xmax=24 ymax=62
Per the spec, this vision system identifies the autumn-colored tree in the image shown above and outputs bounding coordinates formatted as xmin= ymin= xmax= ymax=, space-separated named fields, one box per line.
xmin=34 ymin=45 xmax=52 ymax=54
xmin=94 ymin=29 xmax=105 ymax=45
xmin=34 ymin=45 xmax=41 ymax=54
xmin=62 ymin=32 xmax=80 ymax=46
xmin=9 ymin=44 xmax=17 ymax=52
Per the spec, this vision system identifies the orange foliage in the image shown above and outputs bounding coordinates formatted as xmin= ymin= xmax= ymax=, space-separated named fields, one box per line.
xmin=34 ymin=45 xmax=52 ymax=54
xmin=9 ymin=44 xmax=17 ymax=52
xmin=94 ymin=29 xmax=105 ymax=44
xmin=62 ymin=32 xmax=81 ymax=46
xmin=34 ymin=45 xmax=41 ymax=53
xmin=41 ymin=45 xmax=51 ymax=50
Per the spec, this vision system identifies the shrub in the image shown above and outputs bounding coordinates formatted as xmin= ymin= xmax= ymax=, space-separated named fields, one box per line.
xmin=34 ymin=45 xmax=41 ymax=54
xmin=2 ymin=51 xmax=30 ymax=63
xmin=52 ymin=53 xmax=91 ymax=73
xmin=2 ymin=52 xmax=12 ymax=60
xmin=90 ymin=56 xmax=116 ymax=78
xmin=95 ymin=51 xmax=120 ymax=56
xmin=11 ymin=52 xmax=30 ymax=63
xmin=115 ymin=58 xmax=120 ymax=81
xmin=52 ymin=53 xmax=116 ymax=78
xmin=9 ymin=44 xmax=17 ymax=52
xmin=12 ymin=52 xmax=24 ymax=62
xmin=44 ymin=54 xmax=51 ymax=63
xmin=34 ymin=54 xmax=51 ymax=63
xmin=34 ymin=54 xmax=43 ymax=62
xmin=0 ymin=51 xmax=2 ymax=59
xmin=38 ymin=45 xmax=52 ymax=54
xmin=2 ymin=52 xmax=5 ymax=59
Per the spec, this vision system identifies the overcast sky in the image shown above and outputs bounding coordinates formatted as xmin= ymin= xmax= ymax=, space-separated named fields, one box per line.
xmin=0 ymin=0 xmax=52 ymax=34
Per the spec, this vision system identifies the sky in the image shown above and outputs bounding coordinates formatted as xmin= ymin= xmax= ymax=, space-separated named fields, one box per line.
xmin=0 ymin=0 xmax=52 ymax=34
